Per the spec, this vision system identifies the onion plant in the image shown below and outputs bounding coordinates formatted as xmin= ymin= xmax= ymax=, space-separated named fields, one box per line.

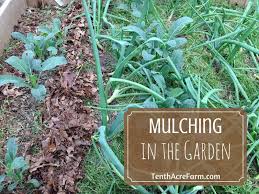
xmin=82 ymin=0 xmax=259 ymax=193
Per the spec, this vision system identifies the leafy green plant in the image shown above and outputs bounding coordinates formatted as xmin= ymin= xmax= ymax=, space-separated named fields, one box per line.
xmin=82 ymin=0 xmax=259 ymax=193
xmin=0 ymin=50 xmax=67 ymax=101
xmin=11 ymin=18 xmax=65 ymax=60
xmin=0 ymin=138 xmax=40 ymax=192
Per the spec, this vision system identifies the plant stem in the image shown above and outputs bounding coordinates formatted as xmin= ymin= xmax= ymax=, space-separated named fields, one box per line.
xmin=82 ymin=0 xmax=107 ymax=126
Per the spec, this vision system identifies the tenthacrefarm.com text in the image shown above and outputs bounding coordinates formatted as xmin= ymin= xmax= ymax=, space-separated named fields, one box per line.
xmin=151 ymin=173 xmax=221 ymax=181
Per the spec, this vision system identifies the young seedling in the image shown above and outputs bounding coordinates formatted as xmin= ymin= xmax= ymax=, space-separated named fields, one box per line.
xmin=0 ymin=138 xmax=40 ymax=192
xmin=0 ymin=50 xmax=67 ymax=101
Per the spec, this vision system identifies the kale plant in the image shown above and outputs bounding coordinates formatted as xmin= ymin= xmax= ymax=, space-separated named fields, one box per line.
xmin=11 ymin=18 xmax=65 ymax=60
xmin=0 ymin=138 xmax=40 ymax=192
xmin=0 ymin=50 xmax=67 ymax=101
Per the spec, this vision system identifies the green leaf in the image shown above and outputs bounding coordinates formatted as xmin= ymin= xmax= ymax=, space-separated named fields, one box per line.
xmin=0 ymin=75 xmax=29 ymax=87
xmin=153 ymin=73 xmax=166 ymax=92
xmin=169 ymin=16 xmax=193 ymax=37
xmin=181 ymin=99 xmax=196 ymax=108
xmin=142 ymin=50 xmax=155 ymax=61
xmin=41 ymin=56 xmax=67 ymax=71
xmin=0 ymin=175 xmax=5 ymax=184
xmin=7 ymin=182 xmax=17 ymax=191
xmin=167 ymin=37 xmax=187 ymax=49
xmin=31 ymin=85 xmax=47 ymax=101
xmin=5 ymin=138 xmax=17 ymax=163
xmin=131 ymin=3 xmax=142 ymax=17
xmin=27 ymin=179 xmax=40 ymax=188
xmin=117 ymin=3 xmax=129 ymax=10
xmin=123 ymin=25 xmax=146 ymax=40
xmin=5 ymin=56 xmax=30 ymax=75
xmin=11 ymin=32 xmax=27 ymax=43
xmin=0 ymin=184 xmax=4 ymax=192
xmin=143 ymin=98 xmax=158 ymax=108
xmin=168 ymin=87 xmax=184 ymax=98
xmin=31 ymin=59 xmax=42 ymax=71
xmin=161 ymin=97 xmax=176 ymax=108
xmin=171 ymin=49 xmax=184 ymax=71
xmin=47 ymin=46 xmax=58 ymax=55
xmin=11 ymin=157 xmax=28 ymax=170
xmin=53 ymin=18 xmax=61 ymax=31
xmin=107 ymin=104 xmax=143 ymax=139
xmin=38 ymin=26 xmax=51 ymax=34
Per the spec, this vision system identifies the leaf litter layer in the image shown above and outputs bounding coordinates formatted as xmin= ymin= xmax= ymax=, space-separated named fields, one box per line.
xmin=0 ymin=1 xmax=100 ymax=193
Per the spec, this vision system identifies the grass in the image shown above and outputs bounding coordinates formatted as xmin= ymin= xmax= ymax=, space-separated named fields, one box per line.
xmin=78 ymin=136 xmax=134 ymax=194
xmin=78 ymin=0 xmax=259 ymax=193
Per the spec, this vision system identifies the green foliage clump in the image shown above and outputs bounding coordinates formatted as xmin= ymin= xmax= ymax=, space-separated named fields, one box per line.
xmin=0 ymin=18 xmax=67 ymax=101
xmin=0 ymin=138 xmax=40 ymax=192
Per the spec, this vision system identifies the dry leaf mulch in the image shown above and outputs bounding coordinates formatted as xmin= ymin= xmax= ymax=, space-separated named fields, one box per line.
xmin=0 ymin=1 xmax=100 ymax=193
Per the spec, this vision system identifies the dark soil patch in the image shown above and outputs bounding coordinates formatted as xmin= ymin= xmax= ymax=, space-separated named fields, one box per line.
xmin=0 ymin=1 xmax=99 ymax=193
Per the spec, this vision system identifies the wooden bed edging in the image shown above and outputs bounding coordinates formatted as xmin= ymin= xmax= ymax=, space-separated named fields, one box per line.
xmin=0 ymin=0 xmax=27 ymax=54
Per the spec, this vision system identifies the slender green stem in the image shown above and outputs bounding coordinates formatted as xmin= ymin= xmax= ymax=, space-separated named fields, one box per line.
xmin=82 ymin=0 xmax=107 ymax=126
xmin=109 ymin=78 xmax=165 ymax=101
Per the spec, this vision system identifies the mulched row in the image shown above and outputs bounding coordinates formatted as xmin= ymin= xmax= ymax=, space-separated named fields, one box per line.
xmin=0 ymin=1 xmax=100 ymax=193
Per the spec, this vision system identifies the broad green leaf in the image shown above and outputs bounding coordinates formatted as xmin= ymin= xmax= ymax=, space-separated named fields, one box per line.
xmin=52 ymin=18 xmax=61 ymax=31
xmin=5 ymin=56 xmax=30 ymax=75
xmin=0 ymin=175 xmax=5 ymax=183
xmin=169 ymin=16 xmax=193 ymax=37
xmin=7 ymin=182 xmax=17 ymax=191
xmin=0 ymin=75 xmax=29 ymax=87
xmin=161 ymin=97 xmax=176 ymax=108
xmin=22 ymin=50 xmax=35 ymax=67
xmin=107 ymin=104 xmax=143 ymax=139
xmin=5 ymin=138 xmax=17 ymax=163
xmin=11 ymin=32 xmax=27 ymax=43
xmin=45 ymin=32 xmax=58 ymax=41
xmin=181 ymin=99 xmax=196 ymax=108
xmin=153 ymin=73 xmax=166 ymax=92
xmin=167 ymin=87 xmax=184 ymax=98
xmin=27 ymin=179 xmax=40 ymax=188
xmin=171 ymin=49 xmax=184 ymax=71
xmin=11 ymin=157 xmax=28 ymax=170
xmin=167 ymin=37 xmax=187 ymax=49
xmin=38 ymin=26 xmax=51 ymax=34
xmin=131 ymin=3 xmax=142 ymax=17
xmin=143 ymin=98 xmax=158 ymax=108
xmin=25 ymin=43 xmax=35 ymax=50
xmin=41 ymin=56 xmax=67 ymax=71
xmin=31 ymin=59 xmax=42 ymax=71
xmin=31 ymin=85 xmax=47 ymax=101
xmin=47 ymin=46 xmax=58 ymax=55
xmin=142 ymin=50 xmax=155 ymax=61
xmin=150 ymin=83 xmax=162 ymax=95
xmin=117 ymin=3 xmax=129 ymax=10
xmin=123 ymin=25 xmax=146 ymax=40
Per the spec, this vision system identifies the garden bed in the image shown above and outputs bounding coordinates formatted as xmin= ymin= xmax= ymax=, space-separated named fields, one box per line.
xmin=0 ymin=0 xmax=258 ymax=193
xmin=0 ymin=0 xmax=27 ymax=53
xmin=0 ymin=0 xmax=101 ymax=193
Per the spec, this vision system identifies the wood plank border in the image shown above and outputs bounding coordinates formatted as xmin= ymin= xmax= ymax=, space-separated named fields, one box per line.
xmin=0 ymin=0 xmax=27 ymax=53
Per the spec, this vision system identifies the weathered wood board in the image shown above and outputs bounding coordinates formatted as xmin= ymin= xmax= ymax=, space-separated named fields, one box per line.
xmin=0 ymin=0 xmax=27 ymax=53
